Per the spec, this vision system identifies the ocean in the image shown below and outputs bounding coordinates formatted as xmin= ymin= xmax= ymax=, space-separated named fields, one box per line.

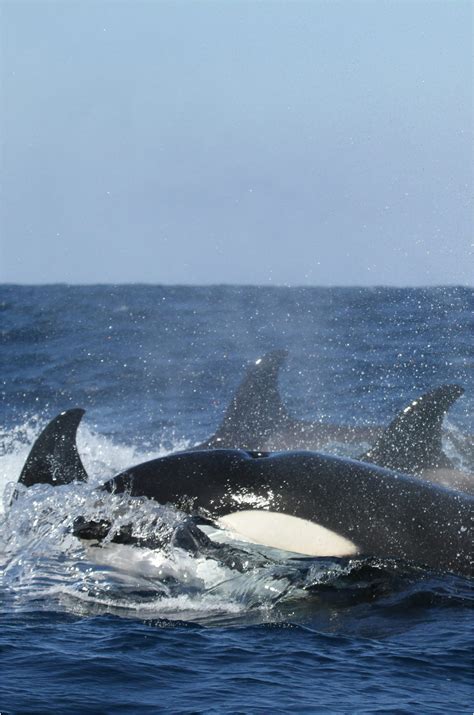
xmin=1 ymin=284 xmax=473 ymax=714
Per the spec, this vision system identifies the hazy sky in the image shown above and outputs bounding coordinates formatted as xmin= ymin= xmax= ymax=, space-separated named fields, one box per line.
xmin=1 ymin=0 xmax=473 ymax=285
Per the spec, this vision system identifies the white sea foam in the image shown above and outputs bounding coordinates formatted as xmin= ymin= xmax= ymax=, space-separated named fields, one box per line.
xmin=0 ymin=414 xmax=190 ymax=513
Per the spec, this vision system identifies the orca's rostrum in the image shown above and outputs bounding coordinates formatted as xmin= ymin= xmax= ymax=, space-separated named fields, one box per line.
xmin=16 ymin=409 xmax=473 ymax=578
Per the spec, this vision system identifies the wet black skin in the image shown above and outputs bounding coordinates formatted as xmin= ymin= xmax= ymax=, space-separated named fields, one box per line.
xmin=17 ymin=410 xmax=473 ymax=578
xmin=103 ymin=449 xmax=473 ymax=577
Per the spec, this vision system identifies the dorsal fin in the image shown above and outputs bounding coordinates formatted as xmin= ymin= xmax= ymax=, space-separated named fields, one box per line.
xmin=360 ymin=384 xmax=464 ymax=474
xmin=19 ymin=409 xmax=88 ymax=487
xmin=205 ymin=350 xmax=290 ymax=449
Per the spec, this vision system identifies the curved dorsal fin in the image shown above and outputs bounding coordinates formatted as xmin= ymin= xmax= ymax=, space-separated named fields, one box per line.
xmin=360 ymin=384 xmax=464 ymax=474
xmin=19 ymin=409 xmax=88 ymax=487
xmin=206 ymin=350 xmax=290 ymax=449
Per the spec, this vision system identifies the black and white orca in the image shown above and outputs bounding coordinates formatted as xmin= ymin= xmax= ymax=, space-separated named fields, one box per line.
xmin=16 ymin=410 xmax=473 ymax=577
xmin=195 ymin=351 xmax=473 ymax=493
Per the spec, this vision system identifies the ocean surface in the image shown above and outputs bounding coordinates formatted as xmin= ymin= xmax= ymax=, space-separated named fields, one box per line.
xmin=1 ymin=284 xmax=473 ymax=714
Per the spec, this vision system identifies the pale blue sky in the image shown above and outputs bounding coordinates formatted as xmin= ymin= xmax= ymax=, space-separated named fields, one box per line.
xmin=1 ymin=0 xmax=473 ymax=285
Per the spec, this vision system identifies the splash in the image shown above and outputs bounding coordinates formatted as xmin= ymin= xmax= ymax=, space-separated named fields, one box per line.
xmin=0 ymin=417 xmax=307 ymax=620
xmin=0 ymin=475 xmax=315 ymax=622
xmin=1 ymin=415 xmax=471 ymax=624
xmin=0 ymin=414 xmax=191 ymax=513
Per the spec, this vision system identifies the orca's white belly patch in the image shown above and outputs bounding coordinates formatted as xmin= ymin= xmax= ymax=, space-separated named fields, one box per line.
xmin=218 ymin=510 xmax=359 ymax=557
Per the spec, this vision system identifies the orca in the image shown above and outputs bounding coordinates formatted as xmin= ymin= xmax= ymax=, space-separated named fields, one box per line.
xmin=194 ymin=351 xmax=379 ymax=451
xmin=15 ymin=411 xmax=265 ymax=573
xmin=18 ymin=408 xmax=88 ymax=487
xmin=359 ymin=384 xmax=474 ymax=493
xmin=194 ymin=352 xmax=473 ymax=493
xmin=16 ymin=410 xmax=473 ymax=578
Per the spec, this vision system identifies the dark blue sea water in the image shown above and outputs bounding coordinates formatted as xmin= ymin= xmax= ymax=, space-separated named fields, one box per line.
xmin=1 ymin=285 xmax=473 ymax=714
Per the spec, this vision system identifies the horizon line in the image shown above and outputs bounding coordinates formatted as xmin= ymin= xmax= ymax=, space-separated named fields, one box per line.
xmin=0 ymin=281 xmax=472 ymax=290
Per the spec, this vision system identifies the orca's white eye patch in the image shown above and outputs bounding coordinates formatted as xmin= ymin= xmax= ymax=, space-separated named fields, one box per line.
xmin=218 ymin=510 xmax=359 ymax=557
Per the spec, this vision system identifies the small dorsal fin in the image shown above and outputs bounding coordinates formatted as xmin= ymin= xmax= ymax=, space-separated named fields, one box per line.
xmin=205 ymin=350 xmax=290 ymax=449
xmin=360 ymin=384 xmax=464 ymax=474
xmin=19 ymin=409 xmax=88 ymax=487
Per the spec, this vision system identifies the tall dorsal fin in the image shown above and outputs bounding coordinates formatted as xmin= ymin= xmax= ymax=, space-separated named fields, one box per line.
xmin=360 ymin=384 xmax=464 ymax=474
xmin=19 ymin=409 xmax=88 ymax=487
xmin=205 ymin=350 xmax=291 ymax=449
